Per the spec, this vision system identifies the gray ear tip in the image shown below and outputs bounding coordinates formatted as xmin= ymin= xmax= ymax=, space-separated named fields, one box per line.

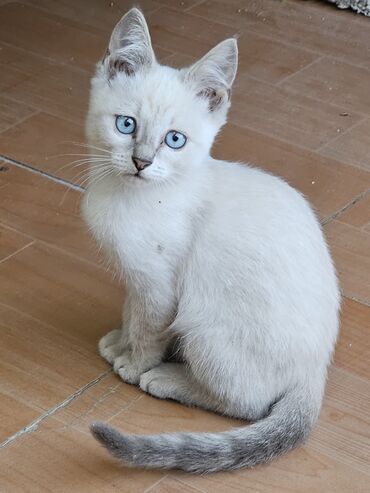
xmin=224 ymin=37 xmax=238 ymax=53
xmin=128 ymin=6 xmax=145 ymax=19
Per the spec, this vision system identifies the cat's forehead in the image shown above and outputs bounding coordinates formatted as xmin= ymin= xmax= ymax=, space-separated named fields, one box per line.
xmin=110 ymin=67 xmax=202 ymax=122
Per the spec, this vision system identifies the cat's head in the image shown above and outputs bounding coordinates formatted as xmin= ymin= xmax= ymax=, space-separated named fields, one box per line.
xmin=87 ymin=8 xmax=238 ymax=185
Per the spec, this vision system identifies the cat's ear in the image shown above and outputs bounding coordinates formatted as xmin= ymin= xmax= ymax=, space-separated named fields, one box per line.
xmin=184 ymin=39 xmax=238 ymax=112
xmin=102 ymin=8 xmax=155 ymax=79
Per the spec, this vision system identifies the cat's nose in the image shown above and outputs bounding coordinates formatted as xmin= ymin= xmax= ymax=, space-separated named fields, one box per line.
xmin=132 ymin=156 xmax=152 ymax=172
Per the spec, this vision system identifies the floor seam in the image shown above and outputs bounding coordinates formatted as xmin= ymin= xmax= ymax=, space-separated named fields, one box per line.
xmin=142 ymin=475 xmax=169 ymax=493
xmin=0 ymin=239 xmax=36 ymax=265
xmin=321 ymin=188 xmax=370 ymax=226
xmin=342 ymin=293 xmax=370 ymax=308
xmin=174 ymin=477 xmax=208 ymax=493
xmin=0 ymin=371 xmax=111 ymax=449
xmin=0 ymin=155 xmax=84 ymax=191
xmin=317 ymin=117 xmax=370 ymax=153
xmin=0 ymin=108 xmax=40 ymax=135
xmin=275 ymin=56 xmax=325 ymax=87
xmin=0 ymin=40 xmax=92 ymax=76
xmin=186 ymin=6 xmax=370 ymax=72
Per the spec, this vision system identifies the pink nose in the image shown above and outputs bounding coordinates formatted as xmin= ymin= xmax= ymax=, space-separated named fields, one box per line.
xmin=132 ymin=156 xmax=152 ymax=172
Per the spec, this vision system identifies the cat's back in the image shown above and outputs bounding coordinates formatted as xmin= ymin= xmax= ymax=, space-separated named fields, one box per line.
xmin=206 ymin=158 xmax=317 ymax=234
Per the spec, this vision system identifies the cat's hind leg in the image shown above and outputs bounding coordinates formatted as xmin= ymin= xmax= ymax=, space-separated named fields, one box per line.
xmin=139 ymin=363 xmax=222 ymax=413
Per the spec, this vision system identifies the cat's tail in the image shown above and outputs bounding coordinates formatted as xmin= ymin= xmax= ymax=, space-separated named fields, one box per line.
xmin=90 ymin=385 xmax=320 ymax=473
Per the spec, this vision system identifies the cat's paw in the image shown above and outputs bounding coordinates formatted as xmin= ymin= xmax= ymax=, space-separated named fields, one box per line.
xmin=139 ymin=366 xmax=178 ymax=399
xmin=114 ymin=352 xmax=143 ymax=385
xmin=98 ymin=329 xmax=123 ymax=365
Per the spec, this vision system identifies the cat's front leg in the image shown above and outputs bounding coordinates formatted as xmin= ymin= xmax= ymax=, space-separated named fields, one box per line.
xmin=98 ymin=295 xmax=132 ymax=364
xmin=114 ymin=286 xmax=175 ymax=385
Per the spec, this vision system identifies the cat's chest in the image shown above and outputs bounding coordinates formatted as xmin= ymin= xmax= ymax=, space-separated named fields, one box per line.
xmin=83 ymin=185 xmax=190 ymax=270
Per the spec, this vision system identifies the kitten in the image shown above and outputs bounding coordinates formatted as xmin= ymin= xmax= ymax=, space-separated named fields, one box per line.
xmin=82 ymin=8 xmax=340 ymax=473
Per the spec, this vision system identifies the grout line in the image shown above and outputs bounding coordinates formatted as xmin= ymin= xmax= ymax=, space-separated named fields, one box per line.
xmin=0 ymin=371 xmax=111 ymax=449
xmin=317 ymin=117 xmax=369 ymax=153
xmin=0 ymin=40 xmax=92 ymax=76
xmin=275 ymin=56 xmax=324 ymax=87
xmin=142 ymin=475 xmax=169 ymax=493
xmin=321 ymin=188 xmax=370 ymax=226
xmin=0 ymin=92 xmax=86 ymax=127
xmin=104 ymin=394 xmax=145 ymax=426
xmin=0 ymin=155 xmax=85 ymax=192
xmin=0 ymin=239 xmax=35 ymax=265
xmin=184 ymin=0 xmax=207 ymax=12
xmin=186 ymin=4 xmax=370 ymax=72
xmin=343 ymin=293 xmax=370 ymax=308
xmin=0 ymin=109 xmax=40 ymax=135
xmin=0 ymin=220 xmax=34 ymax=240
xmin=173 ymin=477 xmax=208 ymax=493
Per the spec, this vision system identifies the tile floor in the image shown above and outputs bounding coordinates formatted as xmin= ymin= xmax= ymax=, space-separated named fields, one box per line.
xmin=0 ymin=0 xmax=369 ymax=491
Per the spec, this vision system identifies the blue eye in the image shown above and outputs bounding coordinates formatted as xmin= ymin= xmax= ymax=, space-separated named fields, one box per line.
xmin=116 ymin=115 xmax=136 ymax=134
xmin=165 ymin=131 xmax=187 ymax=149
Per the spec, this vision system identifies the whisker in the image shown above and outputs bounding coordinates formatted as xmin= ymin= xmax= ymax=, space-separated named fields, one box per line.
xmin=66 ymin=141 xmax=113 ymax=155
xmin=55 ymin=158 xmax=112 ymax=173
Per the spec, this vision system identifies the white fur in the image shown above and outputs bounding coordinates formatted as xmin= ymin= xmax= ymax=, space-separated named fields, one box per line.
xmin=82 ymin=9 xmax=340 ymax=471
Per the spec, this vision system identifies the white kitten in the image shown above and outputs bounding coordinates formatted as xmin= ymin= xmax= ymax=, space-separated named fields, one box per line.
xmin=82 ymin=8 xmax=340 ymax=473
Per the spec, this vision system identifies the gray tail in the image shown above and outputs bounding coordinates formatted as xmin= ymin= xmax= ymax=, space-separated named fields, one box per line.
xmin=90 ymin=386 xmax=320 ymax=473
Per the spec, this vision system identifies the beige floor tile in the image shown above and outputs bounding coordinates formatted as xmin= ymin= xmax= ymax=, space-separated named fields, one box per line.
xmin=0 ymin=418 xmax=165 ymax=493
xmin=325 ymin=221 xmax=370 ymax=304
xmin=310 ymin=367 xmax=370 ymax=475
xmin=24 ymin=0 xmax=160 ymax=34
xmin=108 ymin=392 xmax=243 ymax=435
xmin=0 ymin=41 xmax=52 ymax=77
xmin=237 ymin=31 xmax=319 ymax=84
xmin=0 ymin=112 xmax=86 ymax=183
xmin=0 ymin=164 xmax=98 ymax=262
xmin=54 ymin=373 xmax=142 ymax=434
xmin=0 ymin=94 xmax=37 ymax=133
xmin=157 ymin=0 xmax=200 ymax=10
xmin=281 ymin=58 xmax=370 ymax=117
xmin=338 ymin=194 xmax=370 ymax=231
xmin=181 ymin=444 xmax=369 ymax=493
xmin=213 ymin=123 xmax=370 ymax=221
xmin=0 ymin=223 xmax=33 ymax=261
xmin=0 ymin=392 xmax=41 ymax=443
xmin=335 ymin=298 xmax=370 ymax=379
xmin=0 ymin=301 xmax=112 ymax=413
xmin=181 ymin=368 xmax=369 ymax=491
xmin=320 ymin=119 xmax=370 ymax=172
xmin=0 ymin=65 xmax=28 ymax=92
xmin=0 ymin=241 xmax=122 ymax=344
xmin=148 ymin=7 xmax=236 ymax=59
xmin=230 ymin=75 xmax=362 ymax=150
xmin=0 ymin=3 xmax=105 ymax=70
xmin=189 ymin=0 xmax=370 ymax=67
xmin=148 ymin=477 xmax=204 ymax=493
xmin=4 ymin=62 xmax=90 ymax=125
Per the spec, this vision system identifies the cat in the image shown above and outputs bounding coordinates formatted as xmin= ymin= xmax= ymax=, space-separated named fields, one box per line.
xmin=81 ymin=8 xmax=340 ymax=473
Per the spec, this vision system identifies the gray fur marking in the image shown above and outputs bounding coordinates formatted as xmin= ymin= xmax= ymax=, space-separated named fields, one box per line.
xmin=90 ymin=386 xmax=314 ymax=473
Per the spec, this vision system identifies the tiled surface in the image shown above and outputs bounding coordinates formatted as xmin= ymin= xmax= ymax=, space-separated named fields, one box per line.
xmin=0 ymin=1 xmax=369 ymax=492
xmin=0 ymin=224 xmax=33 ymax=261
xmin=213 ymin=123 xmax=370 ymax=221
xmin=325 ymin=220 xmax=370 ymax=305
xmin=0 ymin=112 xmax=86 ymax=182
xmin=320 ymin=118 xmax=370 ymax=172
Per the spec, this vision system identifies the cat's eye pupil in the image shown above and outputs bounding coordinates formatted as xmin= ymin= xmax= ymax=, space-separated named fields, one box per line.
xmin=173 ymin=135 xmax=178 ymax=142
xmin=125 ymin=120 xmax=130 ymax=127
